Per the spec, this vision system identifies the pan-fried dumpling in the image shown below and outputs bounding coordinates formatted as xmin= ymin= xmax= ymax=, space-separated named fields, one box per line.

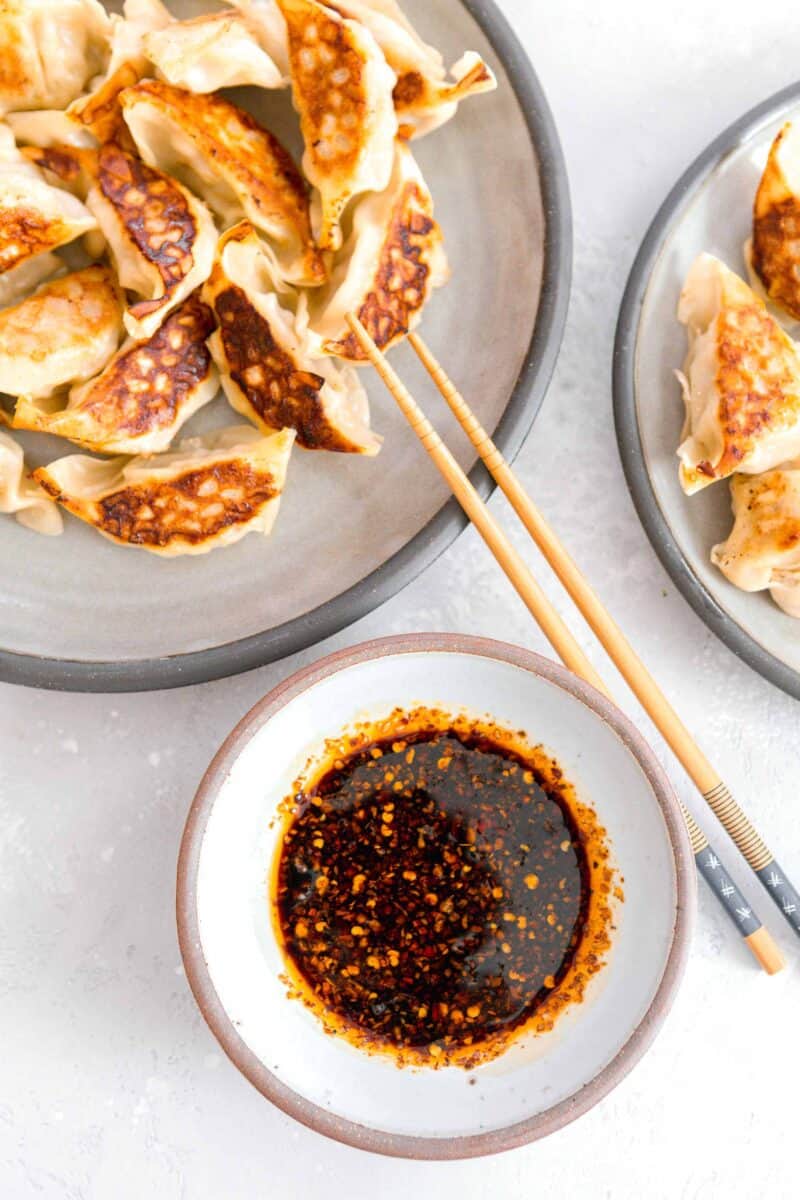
xmin=328 ymin=0 xmax=496 ymax=139
xmin=0 ymin=0 xmax=111 ymax=115
xmin=106 ymin=0 xmax=171 ymax=74
xmin=204 ymin=221 xmax=380 ymax=454
xmin=676 ymin=254 xmax=800 ymax=494
xmin=711 ymin=464 xmax=800 ymax=618
xmin=20 ymin=143 xmax=99 ymax=201
xmin=87 ymin=142 xmax=217 ymax=341
xmin=305 ymin=141 xmax=447 ymax=360
xmin=746 ymin=122 xmax=800 ymax=322
xmin=14 ymin=293 xmax=218 ymax=455
xmin=120 ymin=81 xmax=324 ymax=287
xmin=0 ymin=250 xmax=63 ymax=310
xmin=277 ymin=0 xmax=397 ymax=252
xmin=0 ymin=266 xmax=122 ymax=398
xmin=0 ymin=430 xmax=62 ymax=534
xmin=229 ymin=0 xmax=289 ymax=73
xmin=34 ymin=425 xmax=295 ymax=556
xmin=5 ymin=110 xmax=96 ymax=150
xmin=144 ymin=11 xmax=286 ymax=92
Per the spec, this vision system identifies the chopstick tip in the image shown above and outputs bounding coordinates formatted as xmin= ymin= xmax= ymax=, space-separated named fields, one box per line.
xmin=745 ymin=925 xmax=785 ymax=975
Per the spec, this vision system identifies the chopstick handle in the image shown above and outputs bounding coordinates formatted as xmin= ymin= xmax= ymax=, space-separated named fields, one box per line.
xmin=409 ymin=331 xmax=800 ymax=943
xmin=349 ymin=316 xmax=783 ymax=974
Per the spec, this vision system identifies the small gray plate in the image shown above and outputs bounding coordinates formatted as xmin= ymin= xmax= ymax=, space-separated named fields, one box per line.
xmin=614 ymin=83 xmax=800 ymax=701
xmin=0 ymin=0 xmax=571 ymax=693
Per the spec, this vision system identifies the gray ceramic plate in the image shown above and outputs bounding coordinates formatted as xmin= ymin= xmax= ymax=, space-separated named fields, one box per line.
xmin=614 ymin=83 xmax=800 ymax=701
xmin=1 ymin=0 xmax=571 ymax=693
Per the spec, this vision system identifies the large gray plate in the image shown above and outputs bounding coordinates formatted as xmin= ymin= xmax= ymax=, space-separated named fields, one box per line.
xmin=614 ymin=84 xmax=800 ymax=702
xmin=1 ymin=0 xmax=571 ymax=692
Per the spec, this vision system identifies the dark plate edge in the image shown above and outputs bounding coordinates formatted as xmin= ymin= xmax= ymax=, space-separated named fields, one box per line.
xmin=612 ymin=81 xmax=800 ymax=703
xmin=176 ymin=633 xmax=695 ymax=1160
xmin=1 ymin=0 xmax=573 ymax=693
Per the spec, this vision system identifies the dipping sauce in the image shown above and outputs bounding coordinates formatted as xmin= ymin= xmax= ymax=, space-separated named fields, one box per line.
xmin=274 ymin=710 xmax=615 ymax=1067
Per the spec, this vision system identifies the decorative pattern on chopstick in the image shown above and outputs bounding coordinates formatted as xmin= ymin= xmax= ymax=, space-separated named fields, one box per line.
xmin=346 ymin=314 xmax=784 ymax=975
xmin=407 ymin=329 xmax=800 ymax=948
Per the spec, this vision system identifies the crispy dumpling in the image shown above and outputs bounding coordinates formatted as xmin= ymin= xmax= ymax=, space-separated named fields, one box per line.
xmin=305 ymin=140 xmax=448 ymax=360
xmin=14 ymin=293 xmax=218 ymax=455
xmin=712 ymin=464 xmax=800 ymax=619
xmin=328 ymin=0 xmax=496 ymax=139
xmin=277 ymin=0 xmax=397 ymax=252
xmin=0 ymin=0 xmax=110 ymax=116
xmin=676 ymin=254 xmax=800 ymax=494
xmin=19 ymin=143 xmax=99 ymax=201
xmin=144 ymin=11 xmax=286 ymax=92
xmin=204 ymin=221 xmax=380 ymax=454
xmin=0 ymin=430 xmax=62 ymax=534
xmin=87 ymin=142 xmax=217 ymax=341
xmin=34 ymin=425 xmax=295 ymax=556
xmin=747 ymin=122 xmax=800 ymax=322
xmin=120 ymin=81 xmax=324 ymax=287
xmin=0 ymin=266 xmax=122 ymax=398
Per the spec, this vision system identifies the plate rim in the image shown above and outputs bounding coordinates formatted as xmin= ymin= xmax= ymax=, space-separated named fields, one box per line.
xmin=613 ymin=81 xmax=800 ymax=702
xmin=1 ymin=0 xmax=573 ymax=694
xmin=176 ymin=632 xmax=695 ymax=1160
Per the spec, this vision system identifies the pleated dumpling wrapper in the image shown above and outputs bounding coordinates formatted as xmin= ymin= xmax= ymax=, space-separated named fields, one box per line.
xmin=228 ymin=0 xmax=290 ymax=73
xmin=676 ymin=253 xmax=800 ymax=494
xmin=712 ymin=463 xmax=800 ymax=619
xmin=0 ymin=431 xmax=62 ymax=535
xmin=87 ymin=142 xmax=217 ymax=341
xmin=329 ymin=0 xmax=496 ymax=139
xmin=143 ymin=9 xmax=287 ymax=92
xmin=120 ymin=82 xmax=325 ymax=288
xmin=0 ymin=266 xmax=123 ymax=399
xmin=277 ymin=0 xmax=397 ymax=252
xmin=747 ymin=122 xmax=800 ymax=322
xmin=305 ymin=140 xmax=448 ymax=361
xmin=14 ymin=293 xmax=218 ymax=455
xmin=204 ymin=221 xmax=380 ymax=454
xmin=33 ymin=426 xmax=295 ymax=557
xmin=0 ymin=0 xmax=110 ymax=115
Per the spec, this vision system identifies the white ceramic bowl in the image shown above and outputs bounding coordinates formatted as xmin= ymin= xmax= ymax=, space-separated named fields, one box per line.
xmin=177 ymin=635 xmax=694 ymax=1158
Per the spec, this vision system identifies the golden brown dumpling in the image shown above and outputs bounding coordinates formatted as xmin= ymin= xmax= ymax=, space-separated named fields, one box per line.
xmin=328 ymin=0 xmax=496 ymax=138
xmin=204 ymin=221 xmax=380 ymax=454
xmin=34 ymin=425 xmax=295 ymax=556
xmin=143 ymin=10 xmax=286 ymax=92
xmin=712 ymin=464 xmax=800 ymax=618
xmin=676 ymin=254 xmax=800 ymax=494
xmin=277 ymin=0 xmax=397 ymax=252
xmin=120 ymin=81 xmax=324 ymax=288
xmin=0 ymin=0 xmax=111 ymax=115
xmin=86 ymin=142 xmax=217 ymax=340
xmin=14 ymin=293 xmax=218 ymax=455
xmin=0 ymin=266 xmax=123 ymax=398
xmin=305 ymin=141 xmax=448 ymax=361
xmin=747 ymin=122 xmax=800 ymax=322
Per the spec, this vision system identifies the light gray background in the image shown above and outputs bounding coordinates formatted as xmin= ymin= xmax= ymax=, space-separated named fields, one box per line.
xmin=2 ymin=1 xmax=798 ymax=1196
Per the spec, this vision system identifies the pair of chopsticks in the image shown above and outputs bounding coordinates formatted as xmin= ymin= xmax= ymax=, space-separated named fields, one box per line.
xmin=346 ymin=312 xmax=799 ymax=976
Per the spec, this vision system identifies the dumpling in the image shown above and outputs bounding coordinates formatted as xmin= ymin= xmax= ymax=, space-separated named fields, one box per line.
xmin=86 ymin=142 xmax=217 ymax=341
xmin=70 ymin=61 xmax=148 ymax=149
xmin=0 ymin=266 xmax=122 ymax=398
xmin=14 ymin=293 xmax=218 ymax=455
xmin=228 ymin=0 xmax=290 ymax=73
xmin=203 ymin=221 xmax=380 ymax=454
xmin=33 ymin=425 xmax=295 ymax=556
xmin=5 ymin=110 xmax=97 ymax=150
xmin=120 ymin=81 xmax=325 ymax=287
xmin=747 ymin=122 xmax=800 ymax=322
xmin=327 ymin=0 xmax=496 ymax=139
xmin=676 ymin=254 xmax=800 ymax=494
xmin=0 ymin=0 xmax=110 ymax=115
xmin=105 ymin=0 xmax=171 ymax=75
xmin=0 ymin=251 xmax=63 ymax=310
xmin=711 ymin=464 xmax=800 ymax=618
xmin=0 ymin=430 xmax=62 ymax=534
xmin=277 ymin=0 xmax=397 ymax=251
xmin=19 ymin=143 xmax=99 ymax=201
xmin=143 ymin=11 xmax=286 ymax=92
xmin=305 ymin=141 xmax=448 ymax=360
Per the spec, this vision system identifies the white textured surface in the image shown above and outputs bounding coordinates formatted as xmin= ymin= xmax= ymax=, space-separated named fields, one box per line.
xmin=1 ymin=1 xmax=798 ymax=1195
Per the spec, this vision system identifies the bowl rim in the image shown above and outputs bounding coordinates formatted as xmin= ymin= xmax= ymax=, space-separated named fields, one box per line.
xmin=612 ymin=81 xmax=800 ymax=702
xmin=176 ymin=633 xmax=695 ymax=1160
xmin=2 ymin=0 xmax=573 ymax=695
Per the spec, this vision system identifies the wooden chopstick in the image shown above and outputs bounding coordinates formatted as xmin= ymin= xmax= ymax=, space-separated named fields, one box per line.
xmin=346 ymin=312 xmax=785 ymax=974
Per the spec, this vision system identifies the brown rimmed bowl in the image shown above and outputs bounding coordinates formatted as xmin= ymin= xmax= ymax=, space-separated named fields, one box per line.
xmin=177 ymin=634 xmax=694 ymax=1159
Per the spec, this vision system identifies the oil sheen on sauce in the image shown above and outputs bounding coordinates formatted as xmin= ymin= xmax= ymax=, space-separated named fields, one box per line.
xmin=274 ymin=710 xmax=615 ymax=1068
